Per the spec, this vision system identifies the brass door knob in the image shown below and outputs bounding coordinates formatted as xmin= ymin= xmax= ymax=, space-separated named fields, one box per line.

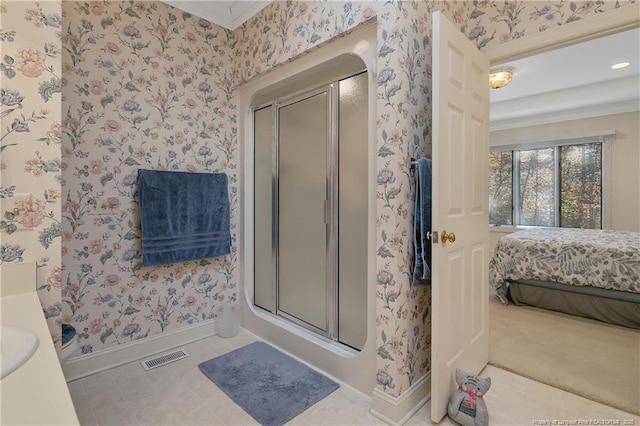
xmin=441 ymin=230 xmax=456 ymax=245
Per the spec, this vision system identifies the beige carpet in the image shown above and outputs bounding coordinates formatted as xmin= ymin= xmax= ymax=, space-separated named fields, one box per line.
xmin=489 ymin=296 xmax=640 ymax=415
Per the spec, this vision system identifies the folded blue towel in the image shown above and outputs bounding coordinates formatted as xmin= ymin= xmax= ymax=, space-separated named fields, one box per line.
xmin=412 ymin=158 xmax=432 ymax=286
xmin=138 ymin=169 xmax=231 ymax=266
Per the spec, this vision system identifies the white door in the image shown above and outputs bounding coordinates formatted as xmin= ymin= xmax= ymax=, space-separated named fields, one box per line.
xmin=431 ymin=11 xmax=490 ymax=423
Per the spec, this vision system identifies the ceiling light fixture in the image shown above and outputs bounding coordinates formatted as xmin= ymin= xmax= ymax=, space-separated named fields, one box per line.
xmin=489 ymin=66 xmax=515 ymax=89
xmin=611 ymin=62 xmax=630 ymax=70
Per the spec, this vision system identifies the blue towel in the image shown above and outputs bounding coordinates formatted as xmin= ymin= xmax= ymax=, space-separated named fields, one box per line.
xmin=412 ymin=158 xmax=432 ymax=286
xmin=138 ymin=169 xmax=231 ymax=266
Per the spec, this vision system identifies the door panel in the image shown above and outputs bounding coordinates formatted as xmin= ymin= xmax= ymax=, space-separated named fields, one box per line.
xmin=444 ymin=250 xmax=464 ymax=362
xmin=278 ymin=92 xmax=329 ymax=331
xmin=470 ymin=244 xmax=484 ymax=340
xmin=431 ymin=11 xmax=490 ymax=422
xmin=471 ymin=117 xmax=485 ymax=213
xmin=446 ymin=106 xmax=464 ymax=216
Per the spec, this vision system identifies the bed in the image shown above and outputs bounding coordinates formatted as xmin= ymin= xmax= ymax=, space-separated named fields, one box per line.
xmin=489 ymin=227 xmax=640 ymax=329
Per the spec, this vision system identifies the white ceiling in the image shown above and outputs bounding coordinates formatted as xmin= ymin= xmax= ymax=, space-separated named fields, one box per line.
xmin=161 ymin=2 xmax=639 ymax=129
xmin=490 ymin=27 xmax=640 ymax=129
xmin=491 ymin=28 xmax=640 ymax=103
xmin=162 ymin=1 xmax=269 ymax=30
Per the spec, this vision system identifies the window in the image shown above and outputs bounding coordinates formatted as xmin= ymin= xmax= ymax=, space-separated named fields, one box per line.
xmin=489 ymin=151 xmax=513 ymax=225
xmin=489 ymin=136 xmax=607 ymax=229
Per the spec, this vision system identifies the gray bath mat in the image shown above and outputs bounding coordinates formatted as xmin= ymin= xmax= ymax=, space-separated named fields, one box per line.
xmin=198 ymin=341 xmax=339 ymax=426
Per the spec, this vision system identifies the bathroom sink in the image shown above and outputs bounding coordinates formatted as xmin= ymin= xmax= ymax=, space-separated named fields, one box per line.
xmin=1 ymin=325 xmax=39 ymax=379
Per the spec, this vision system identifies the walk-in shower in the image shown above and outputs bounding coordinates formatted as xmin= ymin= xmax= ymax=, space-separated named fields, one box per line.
xmin=253 ymin=70 xmax=368 ymax=351
xmin=240 ymin=23 xmax=377 ymax=394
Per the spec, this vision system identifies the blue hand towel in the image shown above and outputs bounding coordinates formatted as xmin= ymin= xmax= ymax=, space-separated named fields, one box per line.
xmin=138 ymin=169 xmax=231 ymax=267
xmin=412 ymin=158 xmax=432 ymax=286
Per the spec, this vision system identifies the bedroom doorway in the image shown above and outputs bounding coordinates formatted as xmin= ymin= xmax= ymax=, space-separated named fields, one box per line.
xmin=484 ymin=6 xmax=640 ymax=415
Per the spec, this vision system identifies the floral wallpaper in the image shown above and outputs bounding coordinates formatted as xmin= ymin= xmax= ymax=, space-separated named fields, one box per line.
xmin=1 ymin=1 xmax=63 ymax=348
xmin=60 ymin=1 xmax=237 ymax=355
xmin=2 ymin=0 xmax=635 ymax=403
xmin=463 ymin=0 xmax=630 ymax=49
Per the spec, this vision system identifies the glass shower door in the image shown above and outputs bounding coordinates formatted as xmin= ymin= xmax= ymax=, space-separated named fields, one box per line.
xmin=253 ymin=70 xmax=368 ymax=350
xmin=277 ymin=90 xmax=329 ymax=332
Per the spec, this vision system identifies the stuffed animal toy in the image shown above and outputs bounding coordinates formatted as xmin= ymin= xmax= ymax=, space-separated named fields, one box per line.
xmin=447 ymin=368 xmax=491 ymax=426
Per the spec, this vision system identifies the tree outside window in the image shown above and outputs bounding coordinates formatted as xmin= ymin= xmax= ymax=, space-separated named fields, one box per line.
xmin=489 ymin=151 xmax=512 ymax=225
xmin=489 ymin=142 xmax=602 ymax=229
xmin=560 ymin=143 xmax=602 ymax=229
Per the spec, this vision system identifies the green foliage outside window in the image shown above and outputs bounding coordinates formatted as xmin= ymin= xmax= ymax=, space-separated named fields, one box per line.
xmin=560 ymin=144 xmax=602 ymax=228
xmin=489 ymin=142 xmax=602 ymax=229
xmin=489 ymin=151 xmax=512 ymax=225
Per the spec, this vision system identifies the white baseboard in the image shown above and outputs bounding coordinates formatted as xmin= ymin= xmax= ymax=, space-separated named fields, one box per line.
xmin=370 ymin=372 xmax=431 ymax=426
xmin=62 ymin=319 xmax=217 ymax=382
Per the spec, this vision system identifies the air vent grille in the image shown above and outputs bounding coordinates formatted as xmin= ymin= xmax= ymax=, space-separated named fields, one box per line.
xmin=140 ymin=348 xmax=190 ymax=371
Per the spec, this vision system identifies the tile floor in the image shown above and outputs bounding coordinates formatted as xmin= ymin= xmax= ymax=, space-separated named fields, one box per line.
xmin=67 ymin=330 xmax=639 ymax=426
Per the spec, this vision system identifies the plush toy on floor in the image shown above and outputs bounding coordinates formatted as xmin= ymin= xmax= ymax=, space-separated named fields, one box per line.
xmin=447 ymin=368 xmax=491 ymax=426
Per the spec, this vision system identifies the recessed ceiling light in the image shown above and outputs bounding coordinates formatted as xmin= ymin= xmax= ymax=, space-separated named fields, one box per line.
xmin=611 ymin=62 xmax=630 ymax=69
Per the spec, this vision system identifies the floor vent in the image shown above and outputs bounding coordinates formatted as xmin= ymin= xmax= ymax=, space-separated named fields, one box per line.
xmin=140 ymin=348 xmax=190 ymax=371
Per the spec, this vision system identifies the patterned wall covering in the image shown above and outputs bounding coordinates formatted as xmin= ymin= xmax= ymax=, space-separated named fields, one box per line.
xmin=2 ymin=0 xmax=635 ymax=400
xmin=464 ymin=0 xmax=629 ymax=48
xmin=1 ymin=1 xmax=63 ymax=348
xmin=60 ymin=1 xmax=237 ymax=356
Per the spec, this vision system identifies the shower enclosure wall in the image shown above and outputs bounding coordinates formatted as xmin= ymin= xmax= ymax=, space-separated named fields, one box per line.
xmin=239 ymin=23 xmax=377 ymax=394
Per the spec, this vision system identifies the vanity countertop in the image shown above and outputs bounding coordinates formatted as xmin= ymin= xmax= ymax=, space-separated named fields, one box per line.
xmin=1 ymin=263 xmax=79 ymax=425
